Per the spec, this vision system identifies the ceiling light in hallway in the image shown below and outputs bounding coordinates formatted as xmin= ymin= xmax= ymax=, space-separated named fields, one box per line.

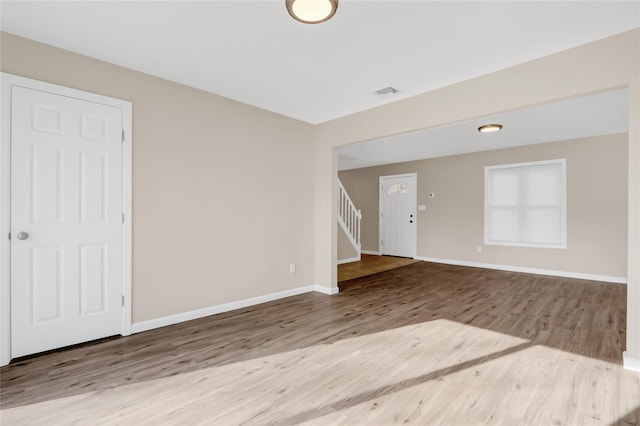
xmin=478 ymin=124 xmax=503 ymax=133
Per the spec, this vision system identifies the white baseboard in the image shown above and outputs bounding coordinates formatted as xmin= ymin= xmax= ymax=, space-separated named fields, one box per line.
xmin=132 ymin=285 xmax=336 ymax=334
xmin=362 ymin=250 xmax=381 ymax=256
xmin=315 ymin=285 xmax=339 ymax=295
xmin=337 ymin=256 xmax=360 ymax=265
xmin=623 ymin=351 xmax=640 ymax=372
xmin=414 ymin=256 xmax=627 ymax=284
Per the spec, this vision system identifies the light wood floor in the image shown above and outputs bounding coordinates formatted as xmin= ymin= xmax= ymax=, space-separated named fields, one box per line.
xmin=338 ymin=254 xmax=419 ymax=283
xmin=1 ymin=261 xmax=639 ymax=425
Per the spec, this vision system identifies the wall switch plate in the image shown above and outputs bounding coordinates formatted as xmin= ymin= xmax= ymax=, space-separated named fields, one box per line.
xmin=428 ymin=193 xmax=435 ymax=198
xmin=289 ymin=263 xmax=296 ymax=274
xmin=418 ymin=205 xmax=426 ymax=211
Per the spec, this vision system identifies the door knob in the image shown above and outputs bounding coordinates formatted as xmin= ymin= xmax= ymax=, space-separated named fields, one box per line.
xmin=17 ymin=232 xmax=29 ymax=240
xmin=409 ymin=220 xmax=413 ymax=223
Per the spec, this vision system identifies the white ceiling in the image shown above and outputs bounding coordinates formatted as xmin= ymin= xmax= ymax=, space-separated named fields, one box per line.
xmin=1 ymin=1 xmax=638 ymax=125
xmin=338 ymin=88 xmax=629 ymax=170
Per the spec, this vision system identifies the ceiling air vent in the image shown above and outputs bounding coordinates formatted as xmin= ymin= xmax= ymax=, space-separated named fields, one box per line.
xmin=374 ymin=86 xmax=400 ymax=96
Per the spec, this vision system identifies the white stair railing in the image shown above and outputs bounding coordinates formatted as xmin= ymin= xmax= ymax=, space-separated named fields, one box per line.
xmin=338 ymin=179 xmax=362 ymax=257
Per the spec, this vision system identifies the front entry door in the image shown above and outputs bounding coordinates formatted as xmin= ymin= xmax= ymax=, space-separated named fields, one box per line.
xmin=380 ymin=174 xmax=416 ymax=258
xmin=10 ymin=86 xmax=124 ymax=358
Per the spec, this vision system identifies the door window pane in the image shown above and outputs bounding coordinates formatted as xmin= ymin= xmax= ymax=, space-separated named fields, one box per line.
xmin=387 ymin=183 xmax=408 ymax=195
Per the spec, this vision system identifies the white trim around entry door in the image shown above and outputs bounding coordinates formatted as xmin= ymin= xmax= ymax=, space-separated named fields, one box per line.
xmin=0 ymin=73 xmax=133 ymax=366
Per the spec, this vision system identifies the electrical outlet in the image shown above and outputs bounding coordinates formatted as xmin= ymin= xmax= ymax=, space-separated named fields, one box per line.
xmin=476 ymin=246 xmax=482 ymax=253
xmin=289 ymin=263 xmax=296 ymax=274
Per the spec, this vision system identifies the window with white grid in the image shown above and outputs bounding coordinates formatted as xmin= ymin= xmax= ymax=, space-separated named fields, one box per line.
xmin=484 ymin=159 xmax=566 ymax=248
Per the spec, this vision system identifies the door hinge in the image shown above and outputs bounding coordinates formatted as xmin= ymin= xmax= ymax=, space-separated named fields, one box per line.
xmin=381 ymin=240 xmax=383 ymax=246
xmin=122 ymin=212 xmax=125 ymax=224
xmin=122 ymin=295 xmax=125 ymax=306
xmin=8 ymin=232 xmax=10 ymax=240
xmin=122 ymin=129 xmax=125 ymax=142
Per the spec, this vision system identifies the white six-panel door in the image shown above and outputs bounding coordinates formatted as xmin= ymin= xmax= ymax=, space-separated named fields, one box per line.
xmin=380 ymin=174 xmax=417 ymax=258
xmin=10 ymin=86 xmax=124 ymax=358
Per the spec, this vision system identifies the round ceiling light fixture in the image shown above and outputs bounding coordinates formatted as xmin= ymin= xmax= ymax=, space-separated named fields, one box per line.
xmin=286 ymin=0 xmax=338 ymax=24
xmin=478 ymin=124 xmax=503 ymax=133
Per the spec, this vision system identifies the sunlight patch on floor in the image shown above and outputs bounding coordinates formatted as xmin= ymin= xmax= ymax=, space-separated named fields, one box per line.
xmin=303 ymin=345 xmax=640 ymax=425
xmin=2 ymin=320 xmax=638 ymax=425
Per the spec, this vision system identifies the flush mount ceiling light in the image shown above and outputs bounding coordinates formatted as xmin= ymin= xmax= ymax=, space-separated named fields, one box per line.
xmin=478 ymin=124 xmax=503 ymax=133
xmin=286 ymin=0 xmax=338 ymax=24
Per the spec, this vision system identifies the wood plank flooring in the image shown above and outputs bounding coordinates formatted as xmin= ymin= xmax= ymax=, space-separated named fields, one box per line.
xmin=338 ymin=254 xmax=419 ymax=283
xmin=1 ymin=261 xmax=638 ymax=425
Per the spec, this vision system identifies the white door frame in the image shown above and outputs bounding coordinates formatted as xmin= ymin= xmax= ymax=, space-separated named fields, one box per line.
xmin=0 ymin=73 xmax=133 ymax=366
xmin=379 ymin=173 xmax=417 ymax=258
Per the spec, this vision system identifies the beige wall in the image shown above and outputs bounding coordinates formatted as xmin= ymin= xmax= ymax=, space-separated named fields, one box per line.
xmin=315 ymin=29 xmax=640 ymax=362
xmin=337 ymin=225 xmax=358 ymax=262
xmin=0 ymin=32 xmax=316 ymax=323
xmin=340 ymin=134 xmax=628 ymax=277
